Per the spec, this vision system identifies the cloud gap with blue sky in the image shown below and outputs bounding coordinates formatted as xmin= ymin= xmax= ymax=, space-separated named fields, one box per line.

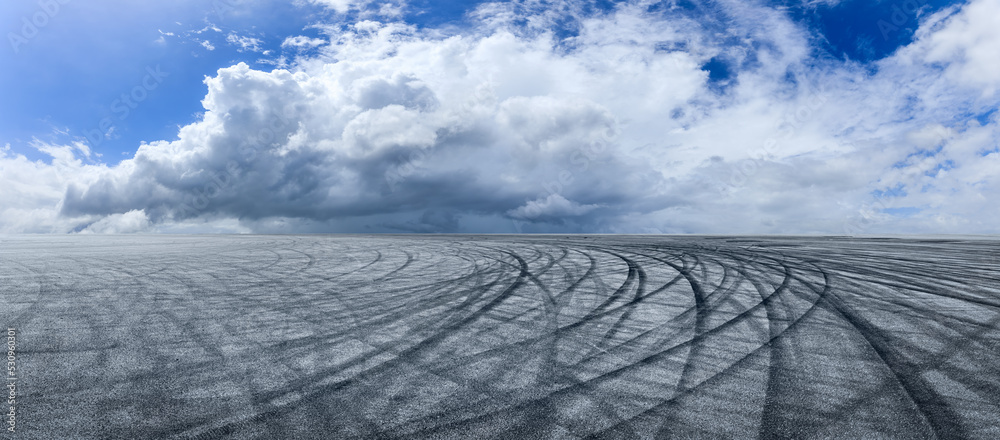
xmin=0 ymin=0 xmax=997 ymax=234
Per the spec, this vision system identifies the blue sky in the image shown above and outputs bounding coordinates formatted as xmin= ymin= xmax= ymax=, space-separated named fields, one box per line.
xmin=1 ymin=0 xmax=332 ymax=161
xmin=1 ymin=0 xmax=998 ymax=234
xmin=1 ymin=0 xmax=957 ymax=162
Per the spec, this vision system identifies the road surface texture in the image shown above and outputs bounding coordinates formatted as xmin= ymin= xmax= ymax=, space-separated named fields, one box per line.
xmin=1 ymin=235 xmax=999 ymax=439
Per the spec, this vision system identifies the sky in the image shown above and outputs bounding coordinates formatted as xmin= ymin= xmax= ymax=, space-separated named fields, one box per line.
xmin=0 ymin=0 xmax=997 ymax=234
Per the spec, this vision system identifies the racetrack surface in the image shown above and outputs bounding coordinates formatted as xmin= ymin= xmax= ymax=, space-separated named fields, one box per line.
xmin=1 ymin=235 xmax=999 ymax=439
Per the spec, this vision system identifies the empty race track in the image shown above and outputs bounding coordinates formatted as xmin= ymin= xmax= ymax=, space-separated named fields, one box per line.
xmin=1 ymin=235 xmax=999 ymax=439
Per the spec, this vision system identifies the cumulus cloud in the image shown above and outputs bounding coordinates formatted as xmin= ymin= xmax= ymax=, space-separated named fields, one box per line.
xmin=2 ymin=0 xmax=999 ymax=234
xmin=0 ymin=142 xmax=107 ymax=233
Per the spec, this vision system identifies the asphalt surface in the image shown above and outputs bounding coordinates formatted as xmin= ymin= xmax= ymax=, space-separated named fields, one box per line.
xmin=1 ymin=235 xmax=999 ymax=439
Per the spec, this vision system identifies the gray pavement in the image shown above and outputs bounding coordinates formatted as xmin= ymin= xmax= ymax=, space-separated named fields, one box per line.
xmin=1 ymin=235 xmax=998 ymax=439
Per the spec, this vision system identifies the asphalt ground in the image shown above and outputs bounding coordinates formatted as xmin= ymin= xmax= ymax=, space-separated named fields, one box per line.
xmin=1 ymin=235 xmax=998 ymax=439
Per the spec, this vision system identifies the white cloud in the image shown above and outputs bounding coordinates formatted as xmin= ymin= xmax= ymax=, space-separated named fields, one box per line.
xmin=155 ymin=29 xmax=176 ymax=44
xmin=201 ymin=40 xmax=215 ymax=51
xmin=900 ymin=0 xmax=1000 ymax=97
xmin=190 ymin=24 xmax=222 ymax=35
xmin=308 ymin=0 xmax=404 ymax=16
xmin=310 ymin=0 xmax=363 ymax=14
xmin=0 ymin=142 xmax=107 ymax=233
xmin=508 ymin=194 xmax=601 ymax=220
xmin=2 ymin=0 xmax=999 ymax=234
xmin=281 ymin=36 xmax=326 ymax=49
xmin=226 ymin=32 xmax=263 ymax=52
xmin=79 ymin=210 xmax=151 ymax=234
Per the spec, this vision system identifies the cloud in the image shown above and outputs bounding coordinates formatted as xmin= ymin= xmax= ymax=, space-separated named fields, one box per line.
xmin=2 ymin=0 xmax=999 ymax=234
xmin=155 ymin=29 xmax=175 ymax=44
xmin=309 ymin=0 xmax=365 ymax=14
xmin=307 ymin=0 xmax=404 ymax=17
xmin=899 ymin=0 xmax=1000 ymax=97
xmin=507 ymin=194 xmax=602 ymax=221
xmin=0 ymin=142 xmax=107 ymax=233
xmin=226 ymin=32 xmax=263 ymax=52
xmin=79 ymin=210 xmax=151 ymax=234
xmin=281 ymin=36 xmax=326 ymax=49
